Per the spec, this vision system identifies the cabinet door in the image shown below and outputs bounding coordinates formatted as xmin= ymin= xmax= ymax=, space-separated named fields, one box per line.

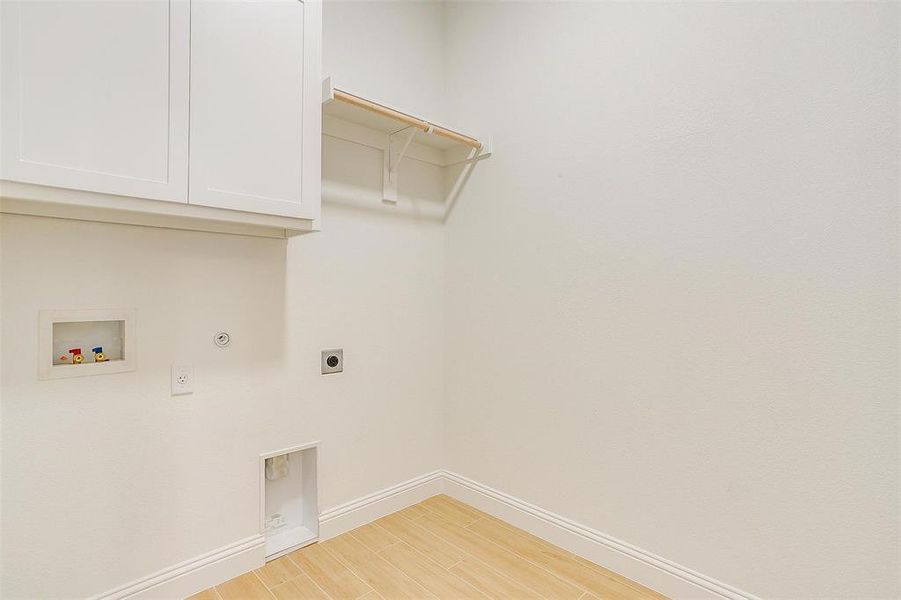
xmin=189 ymin=0 xmax=321 ymax=220
xmin=0 ymin=1 xmax=190 ymax=202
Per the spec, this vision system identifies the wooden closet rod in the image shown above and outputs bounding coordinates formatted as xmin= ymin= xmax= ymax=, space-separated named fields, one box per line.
xmin=333 ymin=89 xmax=482 ymax=149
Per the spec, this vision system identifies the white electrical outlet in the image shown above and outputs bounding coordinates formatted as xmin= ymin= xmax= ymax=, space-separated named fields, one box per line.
xmin=171 ymin=364 xmax=194 ymax=395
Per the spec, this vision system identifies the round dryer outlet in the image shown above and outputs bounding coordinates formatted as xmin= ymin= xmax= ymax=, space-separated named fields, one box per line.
xmin=321 ymin=349 xmax=343 ymax=374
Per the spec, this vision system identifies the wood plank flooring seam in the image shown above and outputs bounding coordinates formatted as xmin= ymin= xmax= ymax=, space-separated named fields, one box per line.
xmin=192 ymin=495 xmax=667 ymax=600
xmin=279 ymin=554 xmax=341 ymax=600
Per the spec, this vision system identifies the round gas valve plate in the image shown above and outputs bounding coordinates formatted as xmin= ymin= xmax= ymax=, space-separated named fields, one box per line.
xmin=214 ymin=332 xmax=231 ymax=348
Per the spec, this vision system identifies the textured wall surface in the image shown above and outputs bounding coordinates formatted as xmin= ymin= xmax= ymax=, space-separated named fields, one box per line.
xmin=443 ymin=3 xmax=899 ymax=598
xmin=2 ymin=2 xmax=898 ymax=598
xmin=0 ymin=2 xmax=448 ymax=596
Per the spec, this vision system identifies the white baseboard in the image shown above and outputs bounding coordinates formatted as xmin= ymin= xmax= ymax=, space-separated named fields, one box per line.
xmin=94 ymin=535 xmax=265 ymax=600
xmin=441 ymin=471 xmax=760 ymax=600
xmin=92 ymin=472 xmax=443 ymax=600
xmin=318 ymin=470 xmax=445 ymax=540
xmin=95 ymin=469 xmax=757 ymax=600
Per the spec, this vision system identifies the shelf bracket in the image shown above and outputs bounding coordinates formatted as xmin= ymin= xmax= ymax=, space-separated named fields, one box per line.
xmin=383 ymin=127 xmax=418 ymax=204
xmin=444 ymin=138 xmax=493 ymax=220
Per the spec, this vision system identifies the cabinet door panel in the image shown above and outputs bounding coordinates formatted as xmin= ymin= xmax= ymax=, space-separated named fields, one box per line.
xmin=0 ymin=0 xmax=189 ymax=202
xmin=190 ymin=0 xmax=317 ymax=219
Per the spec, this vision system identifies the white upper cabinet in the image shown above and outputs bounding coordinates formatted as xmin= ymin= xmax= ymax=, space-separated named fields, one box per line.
xmin=189 ymin=0 xmax=320 ymax=220
xmin=0 ymin=0 xmax=190 ymax=203
xmin=0 ymin=0 xmax=321 ymax=229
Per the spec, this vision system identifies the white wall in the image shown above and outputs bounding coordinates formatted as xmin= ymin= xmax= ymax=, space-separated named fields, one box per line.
xmin=0 ymin=2 xmax=447 ymax=597
xmin=443 ymin=2 xmax=899 ymax=599
xmin=3 ymin=2 xmax=898 ymax=598
xmin=323 ymin=0 xmax=446 ymax=123
xmin=1 ymin=217 xmax=291 ymax=597
xmin=304 ymin=0 xmax=448 ymax=524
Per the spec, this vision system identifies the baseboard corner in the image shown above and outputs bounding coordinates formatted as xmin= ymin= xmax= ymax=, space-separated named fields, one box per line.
xmin=93 ymin=468 xmax=759 ymax=600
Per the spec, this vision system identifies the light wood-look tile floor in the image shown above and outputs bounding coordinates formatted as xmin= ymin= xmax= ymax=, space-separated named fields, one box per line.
xmin=189 ymin=495 xmax=666 ymax=600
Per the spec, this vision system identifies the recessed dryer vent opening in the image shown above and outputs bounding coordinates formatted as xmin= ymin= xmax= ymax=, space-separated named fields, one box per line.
xmin=260 ymin=443 xmax=319 ymax=560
